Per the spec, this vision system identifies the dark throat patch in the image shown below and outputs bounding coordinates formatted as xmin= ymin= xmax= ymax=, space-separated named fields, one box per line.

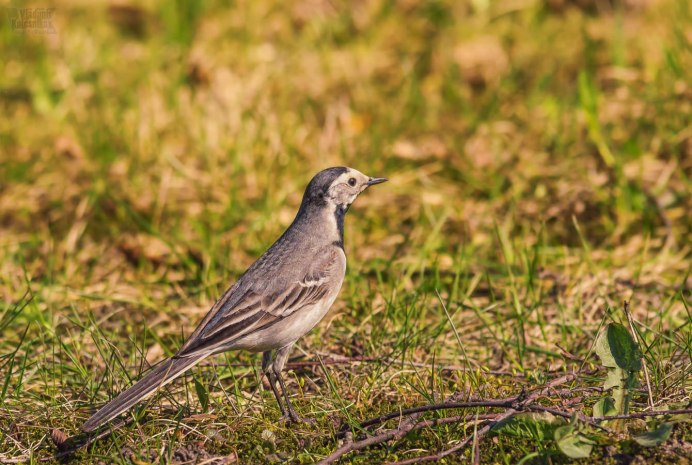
xmin=333 ymin=203 xmax=349 ymax=249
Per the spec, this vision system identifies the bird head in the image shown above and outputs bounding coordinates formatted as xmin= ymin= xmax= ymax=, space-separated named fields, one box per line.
xmin=301 ymin=166 xmax=387 ymax=213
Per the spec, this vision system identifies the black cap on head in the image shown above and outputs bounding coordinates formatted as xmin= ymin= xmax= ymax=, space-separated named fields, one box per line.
xmin=301 ymin=166 xmax=348 ymax=206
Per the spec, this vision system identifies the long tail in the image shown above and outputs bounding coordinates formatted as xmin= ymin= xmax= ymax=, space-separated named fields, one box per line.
xmin=82 ymin=354 xmax=206 ymax=432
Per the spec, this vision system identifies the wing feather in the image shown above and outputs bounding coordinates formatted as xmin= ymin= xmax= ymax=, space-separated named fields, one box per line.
xmin=177 ymin=248 xmax=342 ymax=358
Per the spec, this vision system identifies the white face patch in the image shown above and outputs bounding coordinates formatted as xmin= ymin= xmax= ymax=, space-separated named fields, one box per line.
xmin=326 ymin=169 xmax=371 ymax=207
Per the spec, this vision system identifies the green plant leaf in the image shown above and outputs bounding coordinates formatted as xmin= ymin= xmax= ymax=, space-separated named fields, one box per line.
xmin=593 ymin=397 xmax=618 ymax=418
xmin=633 ymin=423 xmax=674 ymax=447
xmin=596 ymin=323 xmax=642 ymax=371
xmin=492 ymin=412 xmax=565 ymax=440
xmin=554 ymin=424 xmax=595 ymax=459
xmin=194 ymin=376 xmax=209 ymax=412
xmin=603 ymin=369 xmax=625 ymax=389
xmin=595 ymin=326 xmax=618 ymax=368
xmin=612 ymin=387 xmax=627 ymax=417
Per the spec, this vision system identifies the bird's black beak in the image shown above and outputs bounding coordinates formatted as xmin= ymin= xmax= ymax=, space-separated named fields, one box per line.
xmin=367 ymin=177 xmax=388 ymax=186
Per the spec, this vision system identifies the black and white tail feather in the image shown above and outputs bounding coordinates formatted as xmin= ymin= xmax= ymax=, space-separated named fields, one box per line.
xmin=82 ymin=355 xmax=206 ymax=432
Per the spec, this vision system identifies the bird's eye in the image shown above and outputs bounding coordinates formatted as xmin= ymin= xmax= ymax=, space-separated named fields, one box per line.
xmin=348 ymin=177 xmax=357 ymax=187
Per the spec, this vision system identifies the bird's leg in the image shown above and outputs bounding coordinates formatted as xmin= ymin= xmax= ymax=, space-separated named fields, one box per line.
xmin=273 ymin=344 xmax=314 ymax=424
xmin=262 ymin=350 xmax=286 ymax=416
xmin=273 ymin=345 xmax=300 ymax=422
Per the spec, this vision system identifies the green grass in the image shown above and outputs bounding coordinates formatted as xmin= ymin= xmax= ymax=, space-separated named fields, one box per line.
xmin=0 ymin=0 xmax=690 ymax=463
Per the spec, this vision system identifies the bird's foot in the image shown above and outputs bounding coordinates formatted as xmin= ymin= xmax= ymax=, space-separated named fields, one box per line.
xmin=279 ymin=411 xmax=315 ymax=425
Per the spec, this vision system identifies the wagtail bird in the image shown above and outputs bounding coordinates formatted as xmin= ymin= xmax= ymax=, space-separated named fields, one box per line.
xmin=82 ymin=167 xmax=387 ymax=431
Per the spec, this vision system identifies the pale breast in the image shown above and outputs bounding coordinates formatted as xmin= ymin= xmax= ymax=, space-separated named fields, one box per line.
xmin=230 ymin=247 xmax=346 ymax=352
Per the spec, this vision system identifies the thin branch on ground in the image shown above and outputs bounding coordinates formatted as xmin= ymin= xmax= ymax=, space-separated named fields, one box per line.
xmin=526 ymin=405 xmax=613 ymax=433
xmin=340 ymin=370 xmax=592 ymax=435
xmin=324 ymin=370 xmax=590 ymax=464
xmin=316 ymin=412 xmax=425 ymax=465
xmin=594 ymin=408 xmax=692 ymax=421
xmin=321 ymin=370 xmax=691 ymax=465
xmin=409 ymin=413 xmax=502 ymax=432
xmin=338 ymin=397 xmax=518 ymax=435
xmin=386 ymin=410 xmax=517 ymax=465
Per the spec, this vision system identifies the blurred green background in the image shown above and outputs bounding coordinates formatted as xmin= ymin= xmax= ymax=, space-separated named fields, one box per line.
xmin=0 ymin=0 xmax=690 ymax=463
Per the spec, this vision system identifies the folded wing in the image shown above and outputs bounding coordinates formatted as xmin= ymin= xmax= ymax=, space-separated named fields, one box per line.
xmin=176 ymin=247 xmax=342 ymax=358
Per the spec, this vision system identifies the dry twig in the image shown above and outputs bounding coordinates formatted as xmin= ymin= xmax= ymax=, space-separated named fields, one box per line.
xmin=317 ymin=412 xmax=425 ymax=465
xmin=323 ymin=370 xmax=589 ymax=464
xmin=386 ymin=411 xmax=516 ymax=465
